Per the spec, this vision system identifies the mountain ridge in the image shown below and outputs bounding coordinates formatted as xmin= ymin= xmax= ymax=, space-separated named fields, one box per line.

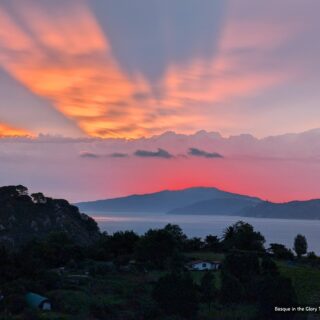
xmin=76 ymin=186 xmax=320 ymax=220
xmin=76 ymin=186 xmax=262 ymax=214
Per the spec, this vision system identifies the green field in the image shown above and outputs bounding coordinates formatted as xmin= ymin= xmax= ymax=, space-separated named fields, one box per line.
xmin=186 ymin=251 xmax=320 ymax=319
xmin=278 ymin=262 xmax=320 ymax=306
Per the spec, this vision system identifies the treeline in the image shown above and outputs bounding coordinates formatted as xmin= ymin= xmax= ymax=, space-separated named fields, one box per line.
xmin=0 ymin=221 xmax=315 ymax=319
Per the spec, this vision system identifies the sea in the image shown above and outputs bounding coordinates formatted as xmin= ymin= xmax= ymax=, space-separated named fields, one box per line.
xmin=92 ymin=213 xmax=320 ymax=254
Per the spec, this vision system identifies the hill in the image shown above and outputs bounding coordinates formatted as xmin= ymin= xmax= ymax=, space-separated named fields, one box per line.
xmin=167 ymin=197 xmax=260 ymax=215
xmin=0 ymin=185 xmax=100 ymax=247
xmin=76 ymin=187 xmax=262 ymax=214
xmin=76 ymin=187 xmax=320 ymax=220
xmin=242 ymin=199 xmax=320 ymax=219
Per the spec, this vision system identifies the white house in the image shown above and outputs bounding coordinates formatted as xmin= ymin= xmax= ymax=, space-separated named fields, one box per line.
xmin=186 ymin=260 xmax=221 ymax=271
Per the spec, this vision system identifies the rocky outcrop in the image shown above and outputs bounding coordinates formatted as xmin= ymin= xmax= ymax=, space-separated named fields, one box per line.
xmin=0 ymin=185 xmax=100 ymax=247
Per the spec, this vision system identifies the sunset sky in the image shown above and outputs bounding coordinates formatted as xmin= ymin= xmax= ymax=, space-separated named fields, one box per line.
xmin=0 ymin=0 xmax=320 ymax=202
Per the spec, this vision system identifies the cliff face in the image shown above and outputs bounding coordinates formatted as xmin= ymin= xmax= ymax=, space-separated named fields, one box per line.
xmin=0 ymin=185 xmax=100 ymax=247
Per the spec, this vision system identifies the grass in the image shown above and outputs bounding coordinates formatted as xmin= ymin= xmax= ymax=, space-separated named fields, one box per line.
xmin=200 ymin=304 xmax=258 ymax=320
xmin=278 ymin=261 xmax=320 ymax=305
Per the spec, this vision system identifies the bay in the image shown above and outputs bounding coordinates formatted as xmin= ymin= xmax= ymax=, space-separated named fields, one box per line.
xmin=92 ymin=213 xmax=320 ymax=254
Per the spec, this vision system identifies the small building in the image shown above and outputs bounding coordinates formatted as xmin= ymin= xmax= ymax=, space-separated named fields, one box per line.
xmin=26 ymin=292 xmax=51 ymax=311
xmin=186 ymin=260 xmax=221 ymax=271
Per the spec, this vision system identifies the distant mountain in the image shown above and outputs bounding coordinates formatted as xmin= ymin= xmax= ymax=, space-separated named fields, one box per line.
xmin=167 ymin=197 xmax=260 ymax=215
xmin=77 ymin=187 xmax=320 ymax=220
xmin=76 ymin=187 xmax=262 ymax=214
xmin=0 ymin=185 xmax=100 ymax=247
xmin=242 ymin=199 xmax=320 ymax=220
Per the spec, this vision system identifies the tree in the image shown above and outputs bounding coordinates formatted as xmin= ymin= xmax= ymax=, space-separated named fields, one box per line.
xmin=261 ymin=256 xmax=279 ymax=276
xmin=21 ymin=232 xmax=85 ymax=269
xmin=109 ymin=231 xmax=140 ymax=257
xmin=223 ymin=225 xmax=235 ymax=242
xmin=257 ymin=274 xmax=297 ymax=319
xmin=200 ymin=271 xmax=216 ymax=310
xmin=31 ymin=193 xmax=46 ymax=204
xmin=204 ymin=235 xmax=221 ymax=252
xmin=15 ymin=185 xmax=28 ymax=196
xmin=294 ymin=234 xmax=307 ymax=258
xmin=184 ymin=237 xmax=204 ymax=251
xmin=220 ymin=272 xmax=245 ymax=304
xmin=307 ymin=251 xmax=317 ymax=260
xmin=152 ymin=273 xmax=199 ymax=319
xmin=163 ymin=224 xmax=187 ymax=248
xmin=221 ymin=252 xmax=260 ymax=303
xmin=222 ymin=221 xmax=265 ymax=252
xmin=269 ymin=243 xmax=294 ymax=260
xmin=222 ymin=252 xmax=260 ymax=283
xmin=135 ymin=229 xmax=181 ymax=269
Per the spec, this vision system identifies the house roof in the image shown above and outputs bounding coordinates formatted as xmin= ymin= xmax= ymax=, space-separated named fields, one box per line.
xmin=187 ymin=260 xmax=221 ymax=266
xmin=26 ymin=292 xmax=50 ymax=308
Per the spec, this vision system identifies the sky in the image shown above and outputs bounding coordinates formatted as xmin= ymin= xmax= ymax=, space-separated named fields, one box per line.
xmin=0 ymin=0 xmax=320 ymax=202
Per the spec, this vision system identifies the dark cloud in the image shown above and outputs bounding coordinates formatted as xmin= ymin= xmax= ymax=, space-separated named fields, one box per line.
xmin=80 ymin=152 xmax=100 ymax=159
xmin=134 ymin=148 xmax=173 ymax=159
xmin=188 ymin=148 xmax=223 ymax=159
xmin=109 ymin=152 xmax=128 ymax=158
xmin=80 ymin=151 xmax=129 ymax=159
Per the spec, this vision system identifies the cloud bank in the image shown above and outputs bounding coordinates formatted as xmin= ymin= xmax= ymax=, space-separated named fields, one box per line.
xmin=0 ymin=129 xmax=320 ymax=203
xmin=188 ymin=148 xmax=223 ymax=159
xmin=134 ymin=148 xmax=173 ymax=159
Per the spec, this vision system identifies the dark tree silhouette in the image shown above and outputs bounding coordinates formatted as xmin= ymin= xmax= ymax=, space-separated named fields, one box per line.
xmin=153 ymin=273 xmax=199 ymax=319
xmin=204 ymin=235 xmax=221 ymax=252
xmin=163 ymin=224 xmax=187 ymax=248
xmin=200 ymin=271 xmax=216 ymax=310
xmin=222 ymin=221 xmax=265 ymax=251
xmin=261 ymin=256 xmax=279 ymax=275
xmin=221 ymin=252 xmax=260 ymax=303
xmin=294 ymin=234 xmax=307 ymax=258
xmin=220 ymin=272 xmax=245 ymax=304
xmin=109 ymin=231 xmax=140 ymax=257
xmin=257 ymin=274 xmax=297 ymax=319
xmin=135 ymin=229 xmax=180 ymax=269
xmin=184 ymin=237 xmax=204 ymax=251
xmin=269 ymin=243 xmax=294 ymax=260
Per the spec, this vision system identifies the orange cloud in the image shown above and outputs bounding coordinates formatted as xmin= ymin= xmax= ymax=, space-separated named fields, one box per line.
xmin=0 ymin=123 xmax=31 ymax=137
xmin=0 ymin=1 xmax=302 ymax=139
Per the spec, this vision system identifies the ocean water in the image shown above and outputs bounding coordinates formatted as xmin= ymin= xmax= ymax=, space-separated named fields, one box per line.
xmin=92 ymin=213 xmax=320 ymax=254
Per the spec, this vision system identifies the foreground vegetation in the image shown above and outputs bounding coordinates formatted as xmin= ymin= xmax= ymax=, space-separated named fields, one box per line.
xmin=0 ymin=221 xmax=319 ymax=319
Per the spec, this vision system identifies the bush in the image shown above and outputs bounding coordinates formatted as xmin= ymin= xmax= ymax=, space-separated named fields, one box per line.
xmin=257 ymin=275 xmax=297 ymax=319
xmin=5 ymin=294 xmax=26 ymax=314
xmin=153 ymin=273 xmax=199 ymax=319
xmin=49 ymin=290 xmax=89 ymax=315
xmin=269 ymin=243 xmax=294 ymax=260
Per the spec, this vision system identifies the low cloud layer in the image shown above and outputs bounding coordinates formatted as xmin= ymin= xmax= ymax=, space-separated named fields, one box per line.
xmin=80 ymin=152 xmax=100 ymax=159
xmin=80 ymin=151 xmax=129 ymax=159
xmin=0 ymin=129 xmax=320 ymax=203
xmin=134 ymin=148 xmax=173 ymax=159
xmin=110 ymin=153 xmax=129 ymax=158
xmin=188 ymin=148 xmax=223 ymax=159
